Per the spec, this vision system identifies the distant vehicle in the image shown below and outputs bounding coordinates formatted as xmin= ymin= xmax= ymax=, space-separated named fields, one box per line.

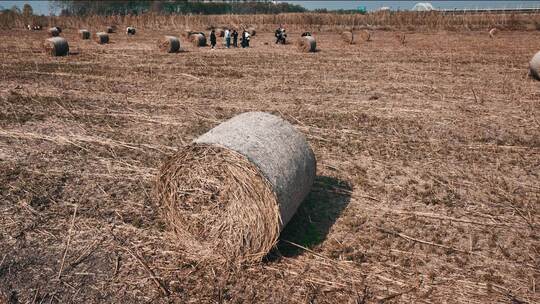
xmin=412 ymin=2 xmax=435 ymax=11
xmin=378 ymin=6 xmax=391 ymax=11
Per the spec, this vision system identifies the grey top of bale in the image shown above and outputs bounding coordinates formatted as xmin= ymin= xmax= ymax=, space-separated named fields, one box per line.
xmin=194 ymin=111 xmax=316 ymax=227
xmin=47 ymin=36 xmax=66 ymax=42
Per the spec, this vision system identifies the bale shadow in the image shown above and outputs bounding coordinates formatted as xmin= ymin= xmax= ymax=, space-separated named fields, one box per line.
xmin=267 ymin=176 xmax=352 ymax=259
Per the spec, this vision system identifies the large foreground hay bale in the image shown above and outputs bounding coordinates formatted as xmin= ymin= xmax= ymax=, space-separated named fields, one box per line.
xmin=190 ymin=33 xmax=206 ymax=47
xmin=43 ymin=37 xmax=69 ymax=56
xmin=158 ymin=35 xmax=180 ymax=53
xmin=48 ymin=27 xmax=60 ymax=37
xmin=79 ymin=29 xmax=90 ymax=40
xmin=95 ymin=32 xmax=109 ymax=44
xmin=297 ymin=35 xmax=317 ymax=52
xmin=530 ymin=51 xmax=540 ymax=80
xmin=155 ymin=112 xmax=316 ymax=263
xmin=341 ymin=31 xmax=354 ymax=44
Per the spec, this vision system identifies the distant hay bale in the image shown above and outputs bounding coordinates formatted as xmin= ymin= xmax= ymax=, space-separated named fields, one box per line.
xmin=297 ymin=35 xmax=317 ymax=52
xmin=530 ymin=51 xmax=540 ymax=80
xmin=106 ymin=26 xmax=115 ymax=34
xmin=489 ymin=28 xmax=498 ymax=38
xmin=341 ymin=31 xmax=354 ymax=44
xmin=158 ymin=35 xmax=180 ymax=53
xmin=395 ymin=33 xmax=406 ymax=45
xmin=190 ymin=33 xmax=206 ymax=47
xmin=43 ymin=37 xmax=69 ymax=56
xmin=48 ymin=27 xmax=60 ymax=37
xmin=126 ymin=27 xmax=136 ymax=35
xmin=95 ymin=32 xmax=109 ymax=44
xmin=155 ymin=112 xmax=316 ymax=264
xmin=359 ymin=29 xmax=371 ymax=42
xmin=247 ymin=27 xmax=256 ymax=36
xmin=182 ymin=30 xmax=194 ymax=39
xmin=215 ymin=28 xmax=225 ymax=37
xmin=79 ymin=29 xmax=90 ymax=40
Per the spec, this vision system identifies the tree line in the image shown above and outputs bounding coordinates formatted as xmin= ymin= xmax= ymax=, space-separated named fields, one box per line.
xmin=50 ymin=1 xmax=306 ymax=16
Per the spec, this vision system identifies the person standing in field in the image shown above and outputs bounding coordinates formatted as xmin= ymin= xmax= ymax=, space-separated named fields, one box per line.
xmin=232 ymin=30 xmax=238 ymax=48
xmin=210 ymin=29 xmax=217 ymax=49
xmin=224 ymin=28 xmax=231 ymax=48
xmin=241 ymin=30 xmax=250 ymax=48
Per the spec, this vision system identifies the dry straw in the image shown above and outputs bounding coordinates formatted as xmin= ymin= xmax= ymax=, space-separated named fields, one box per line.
xmin=158 ymin=35 xmax=180 ymax=53
xmin=190 ymin=33 xmax=206 ymax=47
xmin=530 ymin=51 xmax=540 ymax=80
xmin=48 ymin=27 xmax=59 ymax=37
xmin=95 ymin=32 xmax=109 ymax=44
xmin=155 ymin=112 xmax=316 ymax=264
xmin=341 ymin=31 xmax=354 ymax=44
xmin=79 ymin=29 xmax=90 ymax=40
xmin=297 ymin=35 xmax=317 ymax=52
xmin=43 ymin=37 xmax=69 ymax=56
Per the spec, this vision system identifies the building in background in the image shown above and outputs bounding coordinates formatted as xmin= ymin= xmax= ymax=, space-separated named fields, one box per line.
xmin=412 ymin=2 xmax=435 ymax=11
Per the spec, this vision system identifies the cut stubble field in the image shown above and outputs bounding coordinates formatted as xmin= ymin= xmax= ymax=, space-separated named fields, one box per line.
xmin=0 ymin=28 xmax=539 ymax=303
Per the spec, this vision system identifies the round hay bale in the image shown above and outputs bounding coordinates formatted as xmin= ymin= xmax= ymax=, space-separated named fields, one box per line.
xmin=126 ymin=26 xmax=136 ymax=35
xmin=106 ymin=26 xmax=115 ymax=34
xmin=155 ymin=112 xmax=316 ymax=263
xmin=489 ymin=28 xmax=498 ymax=38
xmin=43 ymin=37 xmax=69 ymax=56
xmin=341 ymin=31 xmax=354 ymax=44
xmin=182 ymin=30 xmax=194 ymax=39
xmin=529 ymin=51 xmax=540 ymax=80
xmin=95 ymin=32 xmax=109 ymax=44
xmin=48 ymin=27 xmax=60 ymax=37
xmin=79 ymin=29 xmax=90 ymax=40
xmin=359 ymin=29 xmax=371 ymax=42
xmin=247 ymin=27 xmax=256 ymax=36
xmin=190 ymin=33 xmax=206 ymax=47
xmin=297 ymin=35 xmax=317 ymax=52
xmin=216 ymin=28 xmax=225 ymax=37
xmin=158 ymin=35 xmax=180 ymax=53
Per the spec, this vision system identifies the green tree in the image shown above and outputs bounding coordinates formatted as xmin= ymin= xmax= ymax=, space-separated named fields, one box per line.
xmin=22 ymin=3 xmax=33 ymax=17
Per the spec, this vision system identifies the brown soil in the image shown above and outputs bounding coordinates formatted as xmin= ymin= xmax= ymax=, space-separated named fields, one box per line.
xmin=0 ymin=28 xmax=539 ymax=303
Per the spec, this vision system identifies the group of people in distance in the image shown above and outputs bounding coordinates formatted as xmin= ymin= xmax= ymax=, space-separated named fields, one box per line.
xmin=209 ymin=28 xmax=250 ymax=49
xmin=275 ymin=25 xmax=287 ymax=44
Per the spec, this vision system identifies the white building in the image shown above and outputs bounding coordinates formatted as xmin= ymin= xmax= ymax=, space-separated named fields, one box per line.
xmin=412 ymin=2 xmax=435 ymax=11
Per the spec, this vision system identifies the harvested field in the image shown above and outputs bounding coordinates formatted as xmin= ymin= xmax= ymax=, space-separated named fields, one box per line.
xmin=0 ymin=26 xmax=539 ymax=303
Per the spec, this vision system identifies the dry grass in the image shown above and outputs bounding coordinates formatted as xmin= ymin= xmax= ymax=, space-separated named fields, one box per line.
xmin=5 ymin=11 xmax=540 ymax=32
xmin=0 ymin=22 xmax=539 ymax=303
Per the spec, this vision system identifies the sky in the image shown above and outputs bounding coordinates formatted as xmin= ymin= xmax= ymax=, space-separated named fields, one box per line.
xmin=285 ymin=1 xmax=540 ymax=11
xmin=2 ymin=1 xmax=540 ymax=15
